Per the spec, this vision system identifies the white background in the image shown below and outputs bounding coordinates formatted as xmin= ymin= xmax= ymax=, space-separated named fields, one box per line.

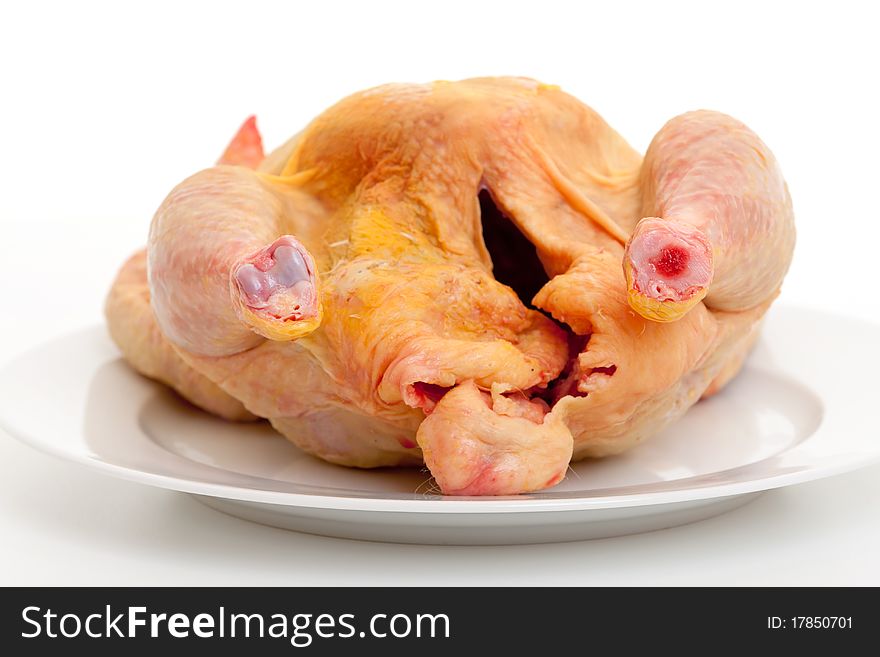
xmin=1 ymin=0 xmax=878 ymax=584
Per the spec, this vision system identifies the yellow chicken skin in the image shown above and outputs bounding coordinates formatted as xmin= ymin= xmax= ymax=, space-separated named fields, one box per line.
xmin=105 ymin=250 xmax=256 ymax=422
xmin=106 ymin=77 xmax=794 ymax=495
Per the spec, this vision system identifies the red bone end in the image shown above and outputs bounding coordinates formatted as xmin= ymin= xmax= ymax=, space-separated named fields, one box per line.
xmin=651 ymin=245 xmax=689 ymax=277
xmin=218 ymin=115 xmax=265 ymax=169
xmin=625 ymin=218 xmax=713 ymax=304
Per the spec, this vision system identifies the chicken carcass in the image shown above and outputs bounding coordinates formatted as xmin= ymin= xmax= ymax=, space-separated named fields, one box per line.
xmin=106 ymin=77 xmax=795 ymax=495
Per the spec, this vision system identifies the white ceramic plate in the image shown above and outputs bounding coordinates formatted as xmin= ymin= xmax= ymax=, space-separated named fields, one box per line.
xmin=0 ymin=306 xmax=877 ymax=545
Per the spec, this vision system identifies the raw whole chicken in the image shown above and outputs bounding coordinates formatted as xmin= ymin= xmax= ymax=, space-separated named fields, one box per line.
xmin=106 ymin=77 xmax=795 ymax=496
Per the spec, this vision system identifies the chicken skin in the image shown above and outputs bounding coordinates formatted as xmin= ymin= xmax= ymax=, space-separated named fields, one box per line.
xmin=106 ymin=77 xmax=794 ymax=495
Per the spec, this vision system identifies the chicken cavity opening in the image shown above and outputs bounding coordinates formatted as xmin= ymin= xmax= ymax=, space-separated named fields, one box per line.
xmin=408 ymin=381 xmax=453 ymax=412
xmin=479 ymin=188 xmax=549 ymax=308
xmin=406 ymin=330 xmax=617 ymax=425
xmin=475 ymin=191 xmax=617 ymax=412
xmin=400 ymin=190 xmax=620 ymax=423
xmin=541 ymin=330 xmax=619 ymax=403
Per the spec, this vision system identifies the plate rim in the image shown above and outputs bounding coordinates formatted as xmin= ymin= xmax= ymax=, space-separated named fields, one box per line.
xmin=2 ymin=306 xmax=879 ymax=515
xmin=5 ymin=424 xmax=879 ymax=513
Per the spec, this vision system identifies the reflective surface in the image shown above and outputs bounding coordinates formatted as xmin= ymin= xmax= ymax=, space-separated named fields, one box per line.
xmin=135 ymin=366 xmax=821 ymax=498
xmin=0 ymin=306 xmax=877 ymax=543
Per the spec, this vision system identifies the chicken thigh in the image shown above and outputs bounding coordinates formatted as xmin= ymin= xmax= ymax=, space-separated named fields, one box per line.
xmin=106 ymin=77 xmax=794 ymax=495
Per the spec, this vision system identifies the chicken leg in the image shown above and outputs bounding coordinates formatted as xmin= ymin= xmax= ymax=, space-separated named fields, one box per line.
xmin=624 ymin=111 xmax=795 ymax=322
